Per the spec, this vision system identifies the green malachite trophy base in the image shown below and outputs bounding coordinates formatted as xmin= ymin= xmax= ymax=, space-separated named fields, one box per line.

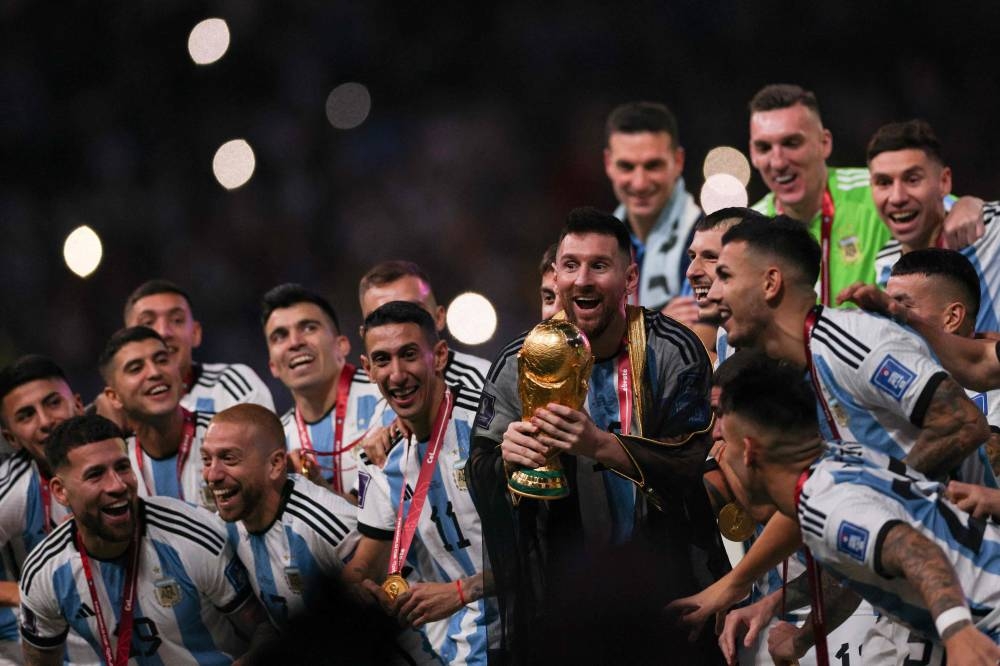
xmin=508 ymin=466 xmax=570 ymax=501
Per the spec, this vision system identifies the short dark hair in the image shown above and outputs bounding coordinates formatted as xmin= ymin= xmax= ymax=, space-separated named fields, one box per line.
xmin=98 ymin=326 xmax=165 ymax=381
xmin=605 ymin=101 xmax=680 ymax=145
xmin=0 ymin=355 xmax=69 ymax=413
xmin=260 ymin=283 xmax=341 ymax=331
xmin=721 ymin=215 xmax=821 ymax=288
xmin=719 ymin=351 xmax=818 ymax=439
xmin=558 ymin=207 xmax=632 ymax=259
xmin=47 ymin=414 xmax=126 ymax=472
xmin=891 ymin=248 xmax=980 ymax=320
xmin=539 ymin=243 xmax=558 ymax=276
xmin=749 ymin=84 xmax=822 ymax=120
xmin=124 ymin=279 xmax=193 ymax=322
xmin=358 ymin=260 xmax=435 ymax=302
xmin=694 ymin=207 xmax=768 ymax=233
xmin=866 ymin=119 xmax=945 ymax=165
xmin=362 ymin=301 xmax=439 ymax=345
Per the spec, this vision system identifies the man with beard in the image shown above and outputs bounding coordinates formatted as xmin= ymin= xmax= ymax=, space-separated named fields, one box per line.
xmin=18 ymin=414 xmax=267 ymax=665
xmin=468 ymin=207 xmax=726 ymax=664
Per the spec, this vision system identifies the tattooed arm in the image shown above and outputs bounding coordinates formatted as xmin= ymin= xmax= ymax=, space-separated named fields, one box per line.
xmin=765 ymin=571 xmax=863 ymax=663
xmin=905 ymin=377 xmax=990 ymax=479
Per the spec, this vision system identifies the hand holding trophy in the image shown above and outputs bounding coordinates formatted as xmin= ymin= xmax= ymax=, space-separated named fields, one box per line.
xmin=507 ymin=318 xmax=593 ymax=501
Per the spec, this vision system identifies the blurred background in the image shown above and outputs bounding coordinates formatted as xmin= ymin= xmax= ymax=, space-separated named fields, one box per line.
xmin=3 ymin=0 xmax=1000 ymax=409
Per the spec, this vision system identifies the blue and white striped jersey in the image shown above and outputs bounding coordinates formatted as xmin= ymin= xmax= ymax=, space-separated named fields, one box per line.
xmin=357 ymin=401 xmax=494 ymax=666
xmin=181 ymin=362 xmax=275 ymax=416
xmin=127 ymin=411 xmax=217 ymax=512
xmin=799 ymin=442 xmax=1000 ymax=642
xmin=223 ymin=475 xmax=359 ymax=628
xmin=19 ymin=496 xmax=254 ymax=664
xmin=806 ymin=306 xmax=993 ymax=485
xmin=875 ymin=200 xmax=1000 ymax=334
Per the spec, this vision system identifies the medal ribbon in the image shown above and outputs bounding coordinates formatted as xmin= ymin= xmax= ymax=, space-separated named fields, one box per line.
xmin=294 ymin=363 xmax=357 ymax=493
xmin=76 ymin=519 xmax=141 ymax=666
xmin=134 ymin=408 xmax=196 ymax=500
xmin=38 ymin=470 xmax=52 ymax=534
xmin=387 ymin=387 xmax=455 ymax=577
xmin=616 ymin=343 xmax=632 ymax=436
xmin=777 ymin=186 xmax=835 ymax=305
xmin=803 ymin=306 xmax=840 ymax=439
xmin=794 ymin=469 xmax=829 ymax=666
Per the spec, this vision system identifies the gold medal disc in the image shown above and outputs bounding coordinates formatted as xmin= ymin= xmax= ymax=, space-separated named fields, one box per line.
xmin=382 ymin=574 xmax=410 ymax=601
xmin=718 ymin=502 xmax=756 ymax=542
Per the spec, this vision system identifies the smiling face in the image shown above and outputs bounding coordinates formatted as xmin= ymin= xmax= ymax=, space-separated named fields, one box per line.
xmin=1 ymin=377 xmax=83 ymax=469
xmin=540 ymin=269 xmax=561 ymax=320
xmin=104 ymin=338 xmax=181 ymax=419
xmin=869 ymin=148 xmax=951 ymax=252
xmin=201 ymin=420 xmax=284 ymax=528
xmin=363 ymin=322 xmax=448 ymax=435
xmin=706 ymin=241 xmax=771 ymax=349
xmin=749 ymin=104 xmax=832 ymax=220
xmin=265 ymin=302 xmax=350 ymax=394
xmin=126 ymin=293 xmax=202 ymax=377
xmin=686 ymin=227 xmax=727 ymax=324
xmin=359 ymin=275 xmax=447 ymax=332
xmin=604 ymin=131 xmax=684 ymax=232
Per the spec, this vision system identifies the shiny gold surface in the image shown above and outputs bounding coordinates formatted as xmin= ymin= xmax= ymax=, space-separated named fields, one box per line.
xmin=382 ymin=574 xmax=410 ymax=601
xmin=718 ymin=502 xmax=756 ymax=542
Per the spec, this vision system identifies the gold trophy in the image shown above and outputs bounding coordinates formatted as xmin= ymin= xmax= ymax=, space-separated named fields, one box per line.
xmin=508 ymin=319 xmax=593 ymax=500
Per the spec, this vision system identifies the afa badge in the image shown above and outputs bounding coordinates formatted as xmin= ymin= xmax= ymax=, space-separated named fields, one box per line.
xmin=839 ymin=236 xmax=860 ymax=263
xmin=284 ymin=567 xmax=304 ymax=594
xmin=454 ymin=460 xmax=468 ymax=491
xmin=154 ymin=578 xmax=183 ymax=608
xmin=871 ymin=355 xmax=916 ymax=401
xmin=836 ymin=521 xmax=869 ymax=562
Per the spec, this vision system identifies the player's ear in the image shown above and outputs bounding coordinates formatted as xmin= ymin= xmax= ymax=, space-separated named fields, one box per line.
xmin=942 ymin=301 xmax=965 ymax=335
xmin=743 ymin=436 xmax=758 ymax=468
xmin=191 ymin=320 xmax=203 ymax=349
xmin=763 ymin=266 xmax=782 ymax=301
xmin=269 ymin=448 xmax=287 ymax=479
xmin=50 ymin=476 xmax=71 ymax=508
xmin=433 ymin=340 xmax=449 ymax=373
xmin=103 ymin=386 xmax=124 ymax=411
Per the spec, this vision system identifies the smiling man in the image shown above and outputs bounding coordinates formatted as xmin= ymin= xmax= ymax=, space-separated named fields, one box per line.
xmin=18 ymin=414 xmax=268 ymax=666
xmin=468 ymin=207 xmax=726 ymax=664
xmin=261 ymin=284 xmax=386 ymax=498
xmin=100 ymin=326 xmax=215 ymax=511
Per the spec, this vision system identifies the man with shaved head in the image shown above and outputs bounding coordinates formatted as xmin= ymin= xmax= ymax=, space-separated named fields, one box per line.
xmin=202 ymin=404 xmax=361 ymax=629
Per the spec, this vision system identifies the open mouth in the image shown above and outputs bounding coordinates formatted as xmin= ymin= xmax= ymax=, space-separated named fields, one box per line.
xmin=390 ymin=385 xmax=418 ymax=400
xmin=213 ymin=487 xmax=238 ymax=501
xmin=888 ymin=211 xmax=918 ymax=224
xmin=146 ymin=383 xmax=170 ymax=396
xmin=693 ymin=285 xmax=710 ymax=301
xmin=102 ymin=501 xmax=130 ymax=518
xmin=289 ymin=353 xmax=314 ymax=370
xmin=573 ymin=297 xmax=600 ymax=311
xmin=773 ymin=173 xmax=796 ymax=186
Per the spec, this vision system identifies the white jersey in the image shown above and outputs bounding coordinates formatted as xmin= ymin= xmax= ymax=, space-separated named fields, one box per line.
xmin=444 ymin=350 xmax=490 ymax=411
xmin=127 ymin=411 xmax=217 ymax=512
xmin=281 ymin=366 xmax=387 ymax=493
xmin=19 ymin=496 xmax=254 ymax=664
xmin=357 ymin=399 xmax=493 ymax=666
xmin=798 ymin=442 xmax=1000 ymax=642
xmin=806 ymin=306 xmax=994 ymax=485
xmin=223 ymin=475 xmax=359 ymax=627
xmin=875 ymin=200 xmax=1000 ymax=333
xmin=180 ymin=362 xmax=275 ymax=415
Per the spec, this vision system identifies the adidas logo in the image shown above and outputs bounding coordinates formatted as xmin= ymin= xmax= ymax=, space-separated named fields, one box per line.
xmin=75 ymin=603 xmax=95 ymax=619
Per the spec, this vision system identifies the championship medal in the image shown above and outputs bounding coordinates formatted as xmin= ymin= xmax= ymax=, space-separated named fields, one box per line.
xmin=718 ymin=502 xmax=755 ymax=541
xmin=382 ymin=574 xmax=410 ymax=601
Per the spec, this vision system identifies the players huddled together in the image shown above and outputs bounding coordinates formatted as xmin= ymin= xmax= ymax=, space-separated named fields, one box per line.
xmin=2 ymin=83 xmax=1000 ymax=666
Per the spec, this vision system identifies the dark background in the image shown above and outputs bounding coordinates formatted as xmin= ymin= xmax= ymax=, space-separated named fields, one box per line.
xmin=3 ymin=0 xmax=999 ymax=410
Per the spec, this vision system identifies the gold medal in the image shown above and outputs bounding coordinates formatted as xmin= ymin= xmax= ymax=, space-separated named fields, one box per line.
xmin=382 ymin=574 xmax=409 ymax=601
xmin=718 ymin=502 xmax=756 ymax=542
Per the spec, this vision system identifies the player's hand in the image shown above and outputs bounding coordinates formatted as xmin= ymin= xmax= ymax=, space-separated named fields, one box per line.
xmin=665 ymin=576 xmax=752 ymax=642
xmin=946 ymin=480 xmax=1000 ymax=519
xmin=941 ymin=622 xmax=1000 ymax=665
xmin=531 ymin=403 xmax=607 ymax=460
xmin=836 ymin=282 xmax=905 ymax=320
xmin=942 ymin=196 xmax=985 ymax=250
xmin=287 ymin=449 xmax=324 ymax=486
xmin=662 ymin=295 xmax=701 ymax=327
xmin=767 ymin=620 xmax=808 ymax=665
xmin=361 ymin=420 xmax=410 ymax=468
xmin=718 ymin=594 xmax=779 ymax=665
xmin=500 ymin=420 xmax=550 ymax=467
xmin=360 ymin=578 xmax=394 ymax=613
xmin=391 ymin=581 xmax=465 ymax=628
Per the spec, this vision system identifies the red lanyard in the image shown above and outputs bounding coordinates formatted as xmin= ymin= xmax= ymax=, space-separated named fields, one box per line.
xmin=388 ymin=388 xmax=455 ymax=577
xmin=616 ymin=344 xmax=633 ymax=436
xmin=803 ymin=307 xmax=840 ymax=439
xmin=294 ymin=363 xmax=358 ymax=494
xmin=778 ymin=187 xmax=835 ymax=305
xmin=76 ymin=520 xmax=141 ymax=666
xmin=134 ymin=408 xmax=196 ymax=501
xmin=794 ymin=470 xmax=829 ymax=666
xmin=38 ymin=470 xmax=52 ymax=534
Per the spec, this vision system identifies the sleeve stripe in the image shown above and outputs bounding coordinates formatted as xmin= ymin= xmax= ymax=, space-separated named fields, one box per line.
xmin=487 ymin=333 xmax=529 ymax=383
xmin=910 ymin=371 xmax=949 ymax=428
xmin=358 ymin=522 xmax=395 ymax=541
xmin=21 ymin=526 xmax=73 ymax=596
xmin=0 ymin=454 xmax=32 ymax=505
xmin=146 ymin=517 xmax=224 ymax=556
xmin=216 ymin=374 xmax=243 ymax=402
xmin=144 ymin=502 xmax=225 ymax=551
xmin=650 ymin=323 xmax=696 ymax=365
xmin=20 ymin=625 xmax=69 ymax=649
xmin=288 ymin=491 xmax=351 ymax=538
xmin=810 ymin=330 xmax=863 ymax=370
xmin=815 ymin=316 xmax=872 ymax=355
xmin=222 ymin=367 xmax=254 ymax=394
xmin=285 ymin=506 xmax=346 ymax=550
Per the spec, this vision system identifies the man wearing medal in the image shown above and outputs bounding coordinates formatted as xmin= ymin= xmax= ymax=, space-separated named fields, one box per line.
xmin=18 ymin=414 xmax=268 ymax=665
xmin=345 ymin=301 xmax=494 ymax=666
xmin=261 ymin=283 xmax=386 ymax=499
xmin=468 ymin=207 xmax=727 ymax=664
xmin=99 ymin=327 xmax=216 ymax=511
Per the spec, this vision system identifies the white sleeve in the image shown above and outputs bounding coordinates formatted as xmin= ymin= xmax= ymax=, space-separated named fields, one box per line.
xmin=0 ymin=467 xmax=27 ymax=546
xmin=235 ymin=364 xmax=276 ymax=412
xmin=19 ymin=567 xmax=68 ymax=649
xmin=356 ymin=463 xmax=396 ymax=539
xmin=191 ymin=524 xmax=254 ymax=614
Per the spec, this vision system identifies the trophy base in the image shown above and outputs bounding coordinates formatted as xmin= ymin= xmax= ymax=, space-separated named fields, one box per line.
xmin=508 ymin=466 xmax=570 ymax=500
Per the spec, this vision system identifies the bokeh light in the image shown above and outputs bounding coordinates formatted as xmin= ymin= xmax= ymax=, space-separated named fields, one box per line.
xmin=188 ymin=18 xmax=230 ymax=65
xmin=212 ymin=139 xmax=256 ymax=190
xmin=699 ymin=173 xmax=748 ymax=215
xmin=446 ymin=292 xmax=498 ymax=345
xmin=703 ymin=146 xmax=752 ymax=187
xmin=63 ymin=225 xmax=103 ymax=278
xmin=325 ymin=82 xmax=372 ymax=130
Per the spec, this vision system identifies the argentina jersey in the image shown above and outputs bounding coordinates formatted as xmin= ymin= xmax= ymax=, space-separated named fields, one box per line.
xmin=281 ymin=366 xmax=389 ymax=492
xmin=799 ymin=442 xmax=1000 ymax=641
xmin=356 ymin=402 xmax=494 ymax=666
xmin=181 ymin=362 xmax=275 ymax=416
xmin=224 ymin=475 xmax=358 ymax=627
xmin=127 ymin=411 xmax=216 ymax=512
xmin=0 ymin=451 xmax=46 ymax=642
xmin=19 ymin=496 xmax=254 ymax=664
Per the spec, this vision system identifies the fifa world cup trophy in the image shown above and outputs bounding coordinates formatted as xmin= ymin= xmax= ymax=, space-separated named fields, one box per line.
xmin=508 ymin=319 xmax=593 ymax=500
